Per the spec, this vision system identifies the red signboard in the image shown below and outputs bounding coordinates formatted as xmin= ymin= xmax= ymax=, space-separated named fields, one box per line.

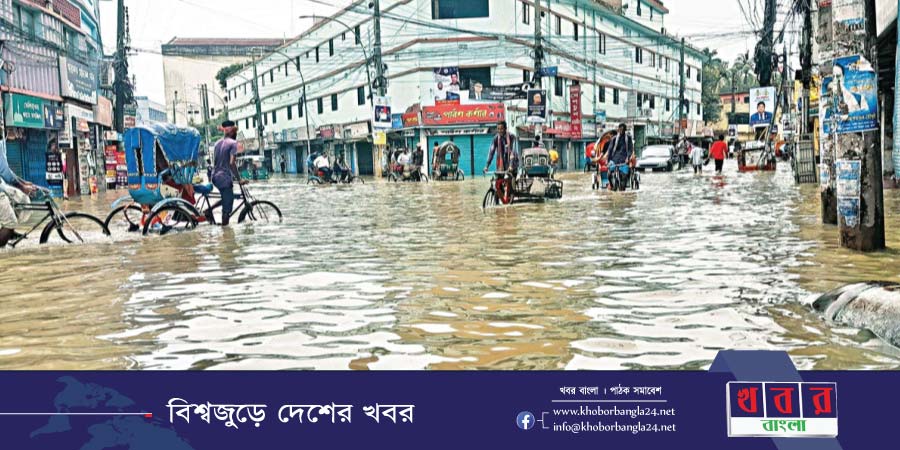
xmin=550 ymin=121 xmax=573 ymax=139
xmin=402 ymin=112 xmax=420 ymax=128
xmin=422 ymin=103 xmax=505 ymax=126
xmin=319 ymin=126 xmax=335 ymax=139
xmin=569 ymin=84 xmax=583 ymax=139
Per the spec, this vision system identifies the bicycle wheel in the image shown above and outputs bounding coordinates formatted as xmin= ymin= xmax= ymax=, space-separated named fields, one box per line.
xmin=40 ymin=213 xmax=110 ymax=244
xmin=142 ymin=205 xmax=198 ymax=236
xmin=482 ymin=189 xmax=498 ymax=209
xmin=104 ymin=205 xmax=144 ymax=233
xmin=239 ymin=201 xmax=283 ymax=224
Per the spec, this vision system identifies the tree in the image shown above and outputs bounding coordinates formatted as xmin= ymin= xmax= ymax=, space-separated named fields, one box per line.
xmin=216 ymin=63 xmax=245 ymax=90
xmin=701 ymin=48 xmax=726 ymax=123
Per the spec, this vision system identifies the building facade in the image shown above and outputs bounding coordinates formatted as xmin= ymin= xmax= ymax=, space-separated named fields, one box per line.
xmin=0 ymin=0 xmax=109 ymax=197
xmin=134 ymin=95 xmax=167 ymax=126
xmin=225 ymin=0 xmax=706 ymax=175
xmin=161 ymin=37 xmax=285 ymax=127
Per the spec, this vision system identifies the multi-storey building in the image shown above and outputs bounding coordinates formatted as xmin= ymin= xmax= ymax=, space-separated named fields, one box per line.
xmin=225 ymin=0 xmax=705 ymax=175
xmin=161 ymin=37 xmax=286 ymax=127
xmin=134 ymin=95 xmax=167 ymax=126
xmin=0 ymin=0 xmax=108 ymax=197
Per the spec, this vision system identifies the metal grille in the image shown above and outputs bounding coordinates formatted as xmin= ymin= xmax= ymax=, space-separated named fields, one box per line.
xmin=794 ymin=138 xmax=817 ymax=184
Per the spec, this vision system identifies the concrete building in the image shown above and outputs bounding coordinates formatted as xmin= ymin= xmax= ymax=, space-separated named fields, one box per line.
xmin=0 ymin=0 xmax=109 ymax=197
xmin=134 ymin=95 xmax=168 ymax=125
xmin=225 ymin=0 xmax=706 ymax=175
xmin=161 ymin=37 xmax=285 ymax=127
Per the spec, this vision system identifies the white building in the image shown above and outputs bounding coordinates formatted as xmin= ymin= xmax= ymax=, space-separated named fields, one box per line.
xmin=134 ymin=96 xmax=168 ymax=125
xmin=225 ymin=0 xmax=705 ymax=175
xmin=162 ymin=37 xmax=286 ymax=127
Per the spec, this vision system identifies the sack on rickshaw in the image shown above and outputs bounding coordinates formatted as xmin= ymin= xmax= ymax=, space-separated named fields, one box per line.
xmin=529 ymin=177 xmax=548 ymax=196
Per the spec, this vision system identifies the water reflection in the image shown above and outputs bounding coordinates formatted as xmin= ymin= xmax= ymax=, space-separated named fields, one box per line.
xmin=2 ymin=162 xmax=900 ymax=370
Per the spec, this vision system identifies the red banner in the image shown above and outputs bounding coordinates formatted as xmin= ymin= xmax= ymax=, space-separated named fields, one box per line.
xmin=550 ymin=121 xmax=573 ymax=139
xmin=422 ymin=103 xmax=505 ymax=126
xmin=402 ymin=112 xmax=420 ymax=128
xmin=569 ymin=84 xmax=583 ymax=139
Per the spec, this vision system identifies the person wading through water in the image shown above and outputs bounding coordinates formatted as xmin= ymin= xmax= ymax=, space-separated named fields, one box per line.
xmin=211 ymin=121 xmax=247 ymax=226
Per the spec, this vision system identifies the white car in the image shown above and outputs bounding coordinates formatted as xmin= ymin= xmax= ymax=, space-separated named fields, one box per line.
xmin=636 ymin=145 xmax=679 ymax=172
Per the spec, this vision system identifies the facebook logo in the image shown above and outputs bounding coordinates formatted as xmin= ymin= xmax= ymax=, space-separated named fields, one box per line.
xmin=516 ymin=411 xmax=535 ymax=430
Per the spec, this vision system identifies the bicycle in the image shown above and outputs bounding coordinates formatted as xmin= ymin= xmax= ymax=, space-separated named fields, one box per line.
xmin=187 ymin=182 xmax=283 ymax=232
xmin=607 ymin=162 xmax=640 ymax=192
xmin=482 ymin=171 xmax=515 ymax=209
xmin=5 ymin=186 xmax=110 ymax=248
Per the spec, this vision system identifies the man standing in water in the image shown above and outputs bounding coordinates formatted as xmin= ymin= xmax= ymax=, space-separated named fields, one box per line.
xmin=484 ymin=120 xmax=517 ymax=174
xmin=211 ymin=121 xmax=246 ymax=226
xmin=709 ymin=134 xmax=728 ymax=174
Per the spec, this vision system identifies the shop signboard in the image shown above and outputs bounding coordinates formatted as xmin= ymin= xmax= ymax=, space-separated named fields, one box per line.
xmin=391 ymin=114 xmax=403 ymax=129
xmin=344 ymin=121 xmax=371 ymax=140
xmin=422 ymin=103 xmax=505 ymax=126
xmin=44 ymin=104 xmax=64 ymax=129
xmin=6 ymin=93 xmax=46 ymax=129
xmin=59 ymin=56 xmax=98 ymax=104
xmin=551 ymin=121 xmax=573 ymax=139
xmin=469 ymin=83 xmax=530 ymax=102
xmin=93 ymin=96 xmax=113 ymax=127
xmin=569 ymin=84 xmax=583 ymax=139
xmin=401 ymin=112 xmax=420 ymax=128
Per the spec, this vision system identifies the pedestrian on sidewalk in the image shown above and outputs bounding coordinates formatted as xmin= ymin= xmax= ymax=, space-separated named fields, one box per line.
xmin=710 ymin=135 xmax=728 ymax=174
xmin=689 ymin=143 xmax=705 ymax=174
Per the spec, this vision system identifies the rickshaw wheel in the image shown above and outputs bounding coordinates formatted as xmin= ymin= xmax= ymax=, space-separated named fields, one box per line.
xmin=40 ymin=213 xmax=110 ymax=244
xmin=104 ymin=205 xmax=144 ymax=233
xmin=142 ymin=205 xmax=198 ymax=236
xmin=239 ymin=201 xmax=283 ymax=224
xmin=482 ymin=189 xmax=497 ymax=209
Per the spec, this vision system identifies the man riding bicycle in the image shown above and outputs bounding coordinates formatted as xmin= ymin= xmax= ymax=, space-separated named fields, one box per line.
xmin=601 ymin=123 xmax=636 ymax=191
xmin=483 ymin=121 xmax=519 ymax=202
xmin=0 ymin=139 xmax=38 ymax=247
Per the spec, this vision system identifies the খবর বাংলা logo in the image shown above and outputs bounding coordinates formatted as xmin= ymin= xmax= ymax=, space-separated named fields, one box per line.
xmin=726 ymin=382 xmax=838 ymax=438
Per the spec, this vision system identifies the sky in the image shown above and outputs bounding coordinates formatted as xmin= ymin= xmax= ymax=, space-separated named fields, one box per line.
xmin=99 ymin=0 xmax=759 ymax=104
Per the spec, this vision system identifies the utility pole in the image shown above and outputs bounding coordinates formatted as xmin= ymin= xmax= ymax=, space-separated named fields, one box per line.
xmin=251 ymin=53 xmax=265 ymax=157
xmin=534 ymin=0 xmax=544 ymax=88
xmin=679 ymin=37 xmax=686 ymax=138
xmin=113 ymin=0 xmax=128 ymax=133
xmin=172 ymin=90 xmax=178 ymax=124
xmin=371 ymin=0 xmax=386 ymax=177
xmin=838 ymin=0 xmax=885 ymax=251
xmin=799 ymin=0 xmax=813 ymax=135
xmin=818 ymin=1 xmax=838 ymax=224
xmin=200 ymin=84 xmax=212 ymax=153
xmin=755 ymin=0 xmax=777 ymax=87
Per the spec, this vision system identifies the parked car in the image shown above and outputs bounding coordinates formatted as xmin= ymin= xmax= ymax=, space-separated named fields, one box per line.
xmin=636 ymin=145 xmax=680 ymax=172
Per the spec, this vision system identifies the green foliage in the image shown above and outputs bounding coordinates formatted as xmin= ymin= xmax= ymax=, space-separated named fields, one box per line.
xmin=216 ymin=63 xmax=245 ymax=90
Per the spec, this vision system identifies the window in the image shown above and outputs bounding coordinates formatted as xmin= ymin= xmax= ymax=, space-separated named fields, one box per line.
xmin=650 ymin=8 xmax=654 ymax=20
xmin=287 ymin=105 xmax=293 ymax=120
xmin=686 ymin=66 xmax=691 ymax=78
xmin=296 ymin=57 xmax=301 ymax=70
xmin=613 ymin=88 xmax=620 ymax=105
xmin=270 ymin=71 xmax=274 ymax=83
xmin=331 ymin=94 xmax=338 ymax=111
xmin=666 ymin=99 xmax=671 ymax=111
xmin=574 ymin=22 xmax=579 ymax=41
xmin=649 ymin=52 xmax=655 ymax=68
xmin=696 ymin=103 xmax=701 ymax=115
xmin=253 ymin=117 xmax=257 ymax=127
xmin=649 ymin=96 xmax=655 ymax=109
xmin=272 ymin=110 xmax=277 ymax=124
xmin=522 ymin=3 xmax=530 ymax=25
xmin=459 ymin=67 xmax=491 ymax=91
xmin=244 ymin=84 xmax=248 ymax=94
xmin=637 ymin=0 xmax=642 ymax=16
xmin=355 ymin=25 xmax=361 ymax=44
xmin=432 ymin=0 xmax=489 ymax=19
xmin=261 ymin=76 xmax=266 ymax=87
xmin=245 ymin=118 xmax=250 ymax=129
xmin=744 ymin=96 xmax=750 ymax=104
xmin=598 ymin=33 xmax=606 ymax=54
xmin=263 ymin=113 xmax=268 ymax=126
xmin=315 ymin=47 xmax=320 ymax=63
xmin=298 ymin=100 xmax=304 ymax=117
xmin=697 ymin=70 xmax=701 ymax=83
xmin=329 ymin=39 xmax=334 ymax=57
xmin=523 ymin=69 xmax=530 ymax=83
xmin=306 ymin=51 xmax=310 ymax=59
xmin=599 ymin=86 xmax=606 ymax=103
xmin=635 ymin=47 xmax=643 ymax=64
xmin=342 ymin=32 xmax=346 ymax=41
xmin=357 ymin=86 xmax=366 ymax=105
xmin=665 ymin=57 xmax=669 ymax=72
xmin=555 ymin=77 xmax=564 ymax=96
xmin=317 ymin=98 xmax=324 ymax=114
xmin=555 ymin=15 xmax=561 ymax=35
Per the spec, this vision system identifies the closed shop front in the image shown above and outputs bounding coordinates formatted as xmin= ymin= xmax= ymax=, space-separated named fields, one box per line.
xmin=3 ymin=93 xmax=63 ymax=188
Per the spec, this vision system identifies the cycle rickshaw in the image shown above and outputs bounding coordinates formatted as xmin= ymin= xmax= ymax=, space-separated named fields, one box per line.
xmin=432 ymin=141 xmax=465 ymax=181
xmin=104 ymin=124 xmax=282 ymax=236
xmin=482 ymin=147 xmax=563 ymax=209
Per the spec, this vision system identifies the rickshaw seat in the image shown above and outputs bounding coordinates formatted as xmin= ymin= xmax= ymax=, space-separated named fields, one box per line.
xmin=526 ymin=166 xmax=551 ymax=177
xmin=193 ymin=183 xmax=214 ymax=195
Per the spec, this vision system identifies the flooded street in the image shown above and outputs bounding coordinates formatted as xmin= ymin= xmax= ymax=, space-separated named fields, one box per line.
xmin=3 ymin=160 xmax=900 ymax=370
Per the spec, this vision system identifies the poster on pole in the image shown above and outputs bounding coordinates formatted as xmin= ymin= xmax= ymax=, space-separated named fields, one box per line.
xmin=821 ymin=55 xmax=878 ymax=135
xmin=373 ymin=96 xmax=392 ymax=130
xmin=569 ymin=84 xmax=583 ymax=139
xmin=832 ymin=0 xmax=866 ymax=38
xmin=433 ymin=67 xmax=461 ymax=102
xmin=469 ymin=83 xmax=529 ymax=102
xmin=527 ymin=89 xmax=547 ymax=124
xmin=749 ymin=87 xmax=776 ymax=127
xmin=835 ymin=159 xmax=861 ymax=228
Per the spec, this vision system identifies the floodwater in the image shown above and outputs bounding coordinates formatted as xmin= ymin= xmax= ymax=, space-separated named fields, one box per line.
xmin=3 ymin=160 xmax=900 ymax=371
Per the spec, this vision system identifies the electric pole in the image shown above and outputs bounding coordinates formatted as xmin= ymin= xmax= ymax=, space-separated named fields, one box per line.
xmin=818 ymin=1 xmax=838 ymax=224
xmin=113 ymin=0 xmax=129 ymax=133
xmin=534 ymin=0 xmax=544 ymax=88
xmin=679 ymin=37 xmax=686 ymax=137
xmin=839 ymin=0 xmax=885 ymax=251
xmin=251 ymin=52 xmax=265 ymax=157
xmin=799 ymin=0 xmax=813 ymax=135
xmin=172 ymin=90 xmax=178 ymax=124
xmin=372 ymin=0 xmax=386 ymax=97
xmin=755 ymin=0 xmax=777 ymax=87
xmin=200 ymin=84 xmax=212 ymax=153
